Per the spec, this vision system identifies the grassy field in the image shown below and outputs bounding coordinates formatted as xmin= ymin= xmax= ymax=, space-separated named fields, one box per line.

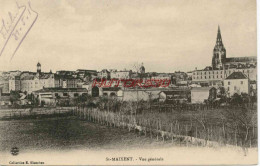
xmin=0 ymin=116 xmax=185 ymax=152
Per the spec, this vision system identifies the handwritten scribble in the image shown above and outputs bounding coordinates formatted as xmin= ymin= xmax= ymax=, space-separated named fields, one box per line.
xmin=0 ymin=1 xmax=38 ymax=61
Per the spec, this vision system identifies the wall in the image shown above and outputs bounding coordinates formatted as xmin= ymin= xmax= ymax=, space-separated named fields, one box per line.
xmin=191 ymin=91 xmax=209 ymax=103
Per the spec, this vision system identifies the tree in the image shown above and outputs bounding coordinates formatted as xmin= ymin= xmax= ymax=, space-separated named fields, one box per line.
xmin=217 ymin=87 xmax=226 ymax=98
xmin=75 ymin=93 xmax=92 ymax=105
xmin=10 ymin=91 xmax=20 ymax=104
xmin=230 ymin=93 xmax=243 ymax=106
xmin=221 ymin=106 xmax=256 ymax=156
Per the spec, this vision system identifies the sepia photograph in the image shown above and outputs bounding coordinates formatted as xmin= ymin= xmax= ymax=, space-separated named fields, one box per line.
xmin=0 ymin=0 xmax=258 ymax=165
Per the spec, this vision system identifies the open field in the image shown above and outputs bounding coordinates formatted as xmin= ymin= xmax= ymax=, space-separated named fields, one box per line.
xmin=0 ymin=116 xmax=257 ymax=165
xmin=0 ymin=116 xmax=185 ymax=152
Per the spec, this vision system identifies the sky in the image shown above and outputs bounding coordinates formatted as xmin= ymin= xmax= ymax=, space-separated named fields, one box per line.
xmin=0 ymin=0 xmax=257 ymax=73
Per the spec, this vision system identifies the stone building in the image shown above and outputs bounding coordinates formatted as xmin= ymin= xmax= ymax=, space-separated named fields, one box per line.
xmin=224 ymin=72 xmax=250 ymax=97
xmin=9 ymin=76 xmax=21 ymax=92
xmin=192 ymin=67 xmax=256 ymax=85
xmin=33 ymin=87 xmax=88 ymax=106
xmin=98 ymin=69 xmax=110 ymax=79
xmin=20 ymin=63 xmax=55 ymax=93
xmin=110 ymin=70 xmax=132 ymax=79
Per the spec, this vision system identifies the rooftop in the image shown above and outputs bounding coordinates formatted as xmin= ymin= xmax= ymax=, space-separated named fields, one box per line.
xmin=225 ymin=56 xmax=257 ymax=63
xmin=225 ymin=72 xmax=248 ymax=80
xmin=34 ymin=88 xmax=88 ymax=93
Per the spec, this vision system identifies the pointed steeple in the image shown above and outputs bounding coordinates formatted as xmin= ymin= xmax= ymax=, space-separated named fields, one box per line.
xmin=216 ymin=25 xmax=223 ymax=47
xmin=212 ymin=25 xmax=226 ymax=70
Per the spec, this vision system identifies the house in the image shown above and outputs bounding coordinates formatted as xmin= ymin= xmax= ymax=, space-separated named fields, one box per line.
xmin=9 ymin=76 xmax=21 ymax=92
xmin=98 ymin=69 xmax=110 ymax=79
xmin=0 ymin=95 xmax=11 ymax=106
xmin=33 ymin=87 xmax=88 ymax=106
xmin=101 ymin=87 xmax=121 ymax=97
xmin=224 ymin=72 xmax=250 ymax=97
xmin=110 ymin=70 xmax=132 ymax=79
xmin=54 ymin=74 xmax=80 ymax=88
xmin=191 ymin=87 xmax=217 ymax=103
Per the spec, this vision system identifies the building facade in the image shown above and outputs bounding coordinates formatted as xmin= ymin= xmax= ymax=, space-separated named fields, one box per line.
xmin=224 ymin=72 xmax=250 ymax=96
xmin=110 ymin=70 xmax=132 ymax=79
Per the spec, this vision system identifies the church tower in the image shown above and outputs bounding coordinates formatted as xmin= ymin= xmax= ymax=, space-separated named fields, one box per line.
xmin=212 ymin=26 xmax=226 ymax=70
xmin=140 ymin=62 xmax=145 ymax=74
xmin=37 ymin=62 xmax=41 ymax=74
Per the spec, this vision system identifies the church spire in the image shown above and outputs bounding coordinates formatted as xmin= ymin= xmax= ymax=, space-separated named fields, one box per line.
xmin=216 ymin=25 xmax=223 ymax=47
xmin=212 ymin=25 xmax=226 ymax=70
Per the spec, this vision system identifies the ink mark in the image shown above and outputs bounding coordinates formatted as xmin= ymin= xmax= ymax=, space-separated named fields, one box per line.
xmin=10 ymin=147 xmax=19 ymax=156
xmin=0 ymin=1 xmax=38 ymax=60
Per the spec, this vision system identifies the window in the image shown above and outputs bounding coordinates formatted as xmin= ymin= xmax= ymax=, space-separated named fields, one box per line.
xmin=227 ymin=87 xmax=229 ymax=91
xmin=228 ymin=81 xmax=230 ymax=85
xmin=234 ymin=86 xmax=237 ymax=90
xmin=63 ymin=93 xmax=68 ymax=96
xmin=55 ymin=93 xmax=59 ymax=97
xmin=241 ymin=81 xmax=243 ymax=85
xmin=74 ymin=93 xmax=79 ymax=97
xmin=205 ymin=76 xmax=206 ymax=79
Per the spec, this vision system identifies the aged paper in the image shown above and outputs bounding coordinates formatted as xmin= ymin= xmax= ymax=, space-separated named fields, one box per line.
xmin=0 ymin=0 xmax=257 ymax=165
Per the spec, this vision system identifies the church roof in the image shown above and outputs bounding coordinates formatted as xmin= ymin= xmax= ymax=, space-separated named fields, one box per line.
xmin=225 ymin=56 xmax=257 ymax=63
xmin=225 ymin=72 xmax=247 ymax=80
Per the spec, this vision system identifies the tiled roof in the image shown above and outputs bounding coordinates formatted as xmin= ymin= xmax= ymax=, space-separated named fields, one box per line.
xmin=39 ymin=73 xmax=53 ymax=79
xmin=225 ymin=72 xmax=248 ymax=80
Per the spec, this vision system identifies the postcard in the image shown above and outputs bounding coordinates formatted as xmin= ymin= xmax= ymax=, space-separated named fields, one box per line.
xmin=0 ymin=0 xmax=257 ymax=165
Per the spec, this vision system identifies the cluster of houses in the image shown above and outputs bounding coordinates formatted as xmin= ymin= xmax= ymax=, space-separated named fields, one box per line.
xmin=0 ymin=62 xmax=256 ymax=107
xmin=0 ymin=27 xmax=257 ymax=107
